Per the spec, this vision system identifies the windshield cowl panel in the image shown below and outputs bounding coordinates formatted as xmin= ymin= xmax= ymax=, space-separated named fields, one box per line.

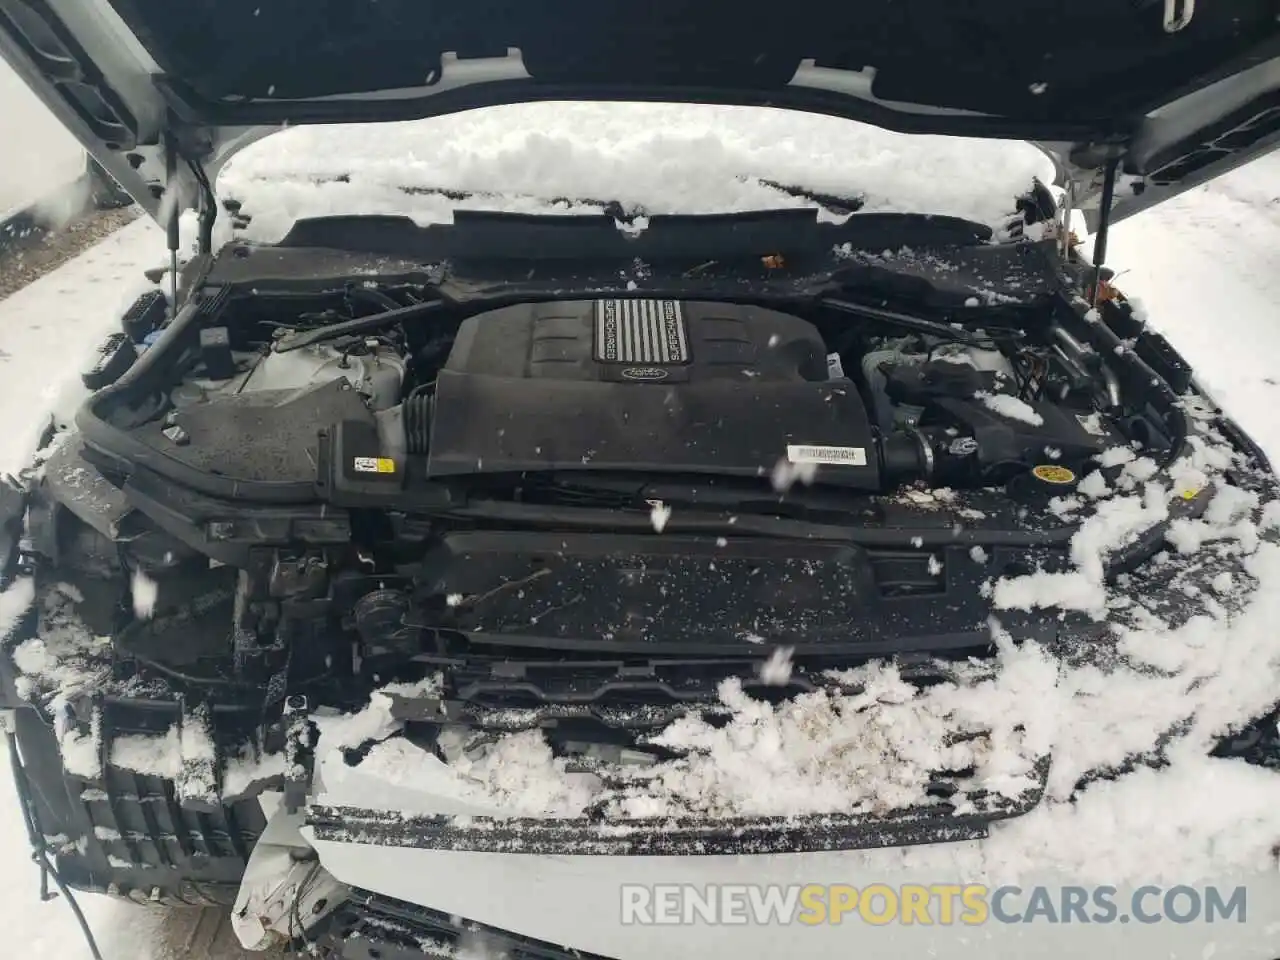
xmin=216 ymin=102 xmax=1055 ymax=244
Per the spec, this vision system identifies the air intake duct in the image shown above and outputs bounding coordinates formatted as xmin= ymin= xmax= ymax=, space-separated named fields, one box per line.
xmin=403 ymin=389 xmax=433 ymax=455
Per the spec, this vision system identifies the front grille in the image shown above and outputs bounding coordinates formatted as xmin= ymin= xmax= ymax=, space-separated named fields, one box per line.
xmin=320 ymin=892 xmax=614 ymax=960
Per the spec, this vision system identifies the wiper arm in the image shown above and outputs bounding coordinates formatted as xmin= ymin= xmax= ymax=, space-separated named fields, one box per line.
xmin=757 ymin=179 xmax=864 ymax=216
xmin=294 ymin=173 xmax=865 ymax=219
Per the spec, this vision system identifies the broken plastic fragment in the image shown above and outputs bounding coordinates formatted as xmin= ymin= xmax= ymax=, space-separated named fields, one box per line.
xmin=161 ymin=424 xmax=189 ymax=446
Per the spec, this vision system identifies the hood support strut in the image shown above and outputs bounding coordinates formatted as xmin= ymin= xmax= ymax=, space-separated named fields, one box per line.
xmin=193 ymin=165 xmax=218 ymax=256
xmin=1090 ymin=155 xmax=1121 ymax=307
xmin=163 ymin=134 xmax=220 ymax=312
xmin=164 ymin=139 xmax=180 ymax=317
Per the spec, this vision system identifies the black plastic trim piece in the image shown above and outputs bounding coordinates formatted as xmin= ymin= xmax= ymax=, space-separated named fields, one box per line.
xmin=157 ymin=74 xmax=1122 ymax=144
xmin=308 ymin=757 xmax=1048 ymax=856
xmin=318 ymin=891 xmax=612 ymax=960
xmin=1 ymin=698 xmax=267 ymax=906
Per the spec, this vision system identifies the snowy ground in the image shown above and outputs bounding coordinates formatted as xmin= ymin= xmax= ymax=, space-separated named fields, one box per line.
xmin=0 ymin=58 xmax=86 ymax=214
xmin=0 ymin=107 xmax=1275 ymax=957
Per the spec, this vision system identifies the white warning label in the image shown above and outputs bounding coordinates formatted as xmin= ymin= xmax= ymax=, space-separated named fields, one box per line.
xmin=786 ymin=444 xmax=868 ymax=466
xmin=353 ymin=456 xmax=396 ymax=474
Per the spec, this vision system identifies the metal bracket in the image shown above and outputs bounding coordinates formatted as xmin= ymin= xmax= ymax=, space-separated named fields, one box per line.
xmin=1163 ymin=0 xmax=1195 ymax=32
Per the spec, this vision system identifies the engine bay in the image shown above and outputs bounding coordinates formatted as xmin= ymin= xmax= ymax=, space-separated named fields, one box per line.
xmin=1 ymin=268 xmax=1226 ymax=903
xmin=25 ymin=275 xmax=1204 ymax=703
xmin=27 ymin=275 xmax=1208 ymax=695
xmin=84 ymin=285 xmax=1152 ymax=504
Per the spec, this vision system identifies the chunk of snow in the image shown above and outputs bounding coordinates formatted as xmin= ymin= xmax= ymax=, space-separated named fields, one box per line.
xmin=995 ymin=485 xmax=1172 ymax=617
xmin=1048 ymin=495 xmax=1082 ymax=518
xmin=1098 ymin=445 xmax=1137 ymax=468
xmin=1076 ymin=470 xmax=1110 ymax=498
xmin=992 ymin=569 xmax=1105 ymax=616
xmin=973 ymin=391 xmax=1043 ymax=425
xmin=111 ymin=728 xmax=181 ymax=778
xmin=1204 ymin=484 xmax=1258 ymax=526
xmin=649 ymin=500 xmax=671 ymax=533
xmin=315 ymin=676 xmax=443 ymax=751
xmin=0 ymin=577 xmax=35 ymax=643
xmin=757 ymin=647 xmax=794 ymax=685
xmin=131 ymin=568 xmax=158 ymax=620
xmin=58 ymin=726 xmax=101 ymax=780
xmin=1259 ymin=500 xmax=1280 ymax=531
xmin=1118 ymin=456 xmax=1160 ymax=488
xmin=349 ymin=730 xmax=600 ymax=818
xmin=770 ymin=458 xmax=817 ymax=492
xmin=223 ymin=745 xmax=287 ymax=799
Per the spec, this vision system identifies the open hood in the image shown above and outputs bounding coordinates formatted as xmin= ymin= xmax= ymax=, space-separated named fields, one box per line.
xmin=0 ymin=0 xmax=1277 ymax=236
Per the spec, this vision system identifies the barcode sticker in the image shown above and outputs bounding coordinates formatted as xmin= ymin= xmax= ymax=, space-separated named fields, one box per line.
xmin=786 ymin=444 xmax=868 ymax=466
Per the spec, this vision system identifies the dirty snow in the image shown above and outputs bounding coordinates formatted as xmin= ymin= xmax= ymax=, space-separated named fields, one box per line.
xmin=12 ymin=582 xmax=109 ymax=710
xmin=610 ymin=655 xmax=1045 ymax=820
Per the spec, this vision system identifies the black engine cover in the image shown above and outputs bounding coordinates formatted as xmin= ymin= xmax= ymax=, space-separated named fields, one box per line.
xmin=427 ymin=299 xmax=880 ymax=487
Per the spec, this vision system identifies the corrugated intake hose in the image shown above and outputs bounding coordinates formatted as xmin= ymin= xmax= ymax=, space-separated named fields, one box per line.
xmin=404 ymin=387 xmax=433 ymax=455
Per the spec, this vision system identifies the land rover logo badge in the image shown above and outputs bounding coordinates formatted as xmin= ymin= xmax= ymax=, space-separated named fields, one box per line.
xmin=621 ymin=367 xmax=668 ymax=382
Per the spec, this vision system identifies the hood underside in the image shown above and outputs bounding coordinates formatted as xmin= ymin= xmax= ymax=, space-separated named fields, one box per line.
xmin=0 ymin=0 xmax=1277 ymax=231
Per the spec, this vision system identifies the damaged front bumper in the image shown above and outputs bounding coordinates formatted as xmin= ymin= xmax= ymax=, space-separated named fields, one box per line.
xmin=259 ymin=729 xmax=1280 ymax=960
